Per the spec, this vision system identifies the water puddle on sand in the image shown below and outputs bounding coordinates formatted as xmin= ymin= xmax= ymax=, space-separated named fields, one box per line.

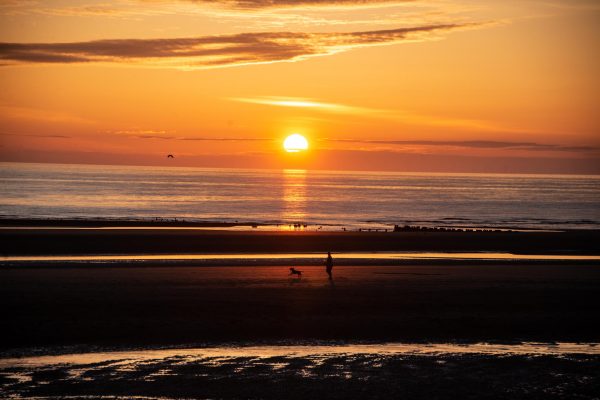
xmin=2 ymin=343 xmax=599 ymax=368
xmin=3 ymin=252 xmax=600 ymax=263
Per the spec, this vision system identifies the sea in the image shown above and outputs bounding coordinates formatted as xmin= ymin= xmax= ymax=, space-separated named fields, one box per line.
xmin=1 ymin=162 xmax=599 ymax=231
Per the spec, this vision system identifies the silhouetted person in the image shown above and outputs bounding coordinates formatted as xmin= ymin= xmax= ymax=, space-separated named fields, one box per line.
xmin=325 ymin=252 xmax=333 ymax=280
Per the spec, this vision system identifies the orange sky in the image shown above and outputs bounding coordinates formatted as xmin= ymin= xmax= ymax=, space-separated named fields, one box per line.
xmin=0 ymin=0 xmax=599 ymax=173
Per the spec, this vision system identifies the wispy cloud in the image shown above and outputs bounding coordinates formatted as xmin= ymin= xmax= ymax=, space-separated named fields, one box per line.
xmin=0 ymin=132 xmax=71 ymax=138
xmin=39 ymin=5 xmax=128 ymax=17
xmin=0 ymin=1 xmax=173 ymax=18
xmin=107 ymin=129 xmax=174 ymax=139
xmin=229 ymin=96 xmax=531 ymax=133
xmin=324 ymin=139 xmax=600 ymax=153
xmin=0 ymin=0 xmax=436 ymax=27
xmin=535 ymin=0 xmax=600 ymax=12
xmin=108 ymin=130 xmax=272 ymax=141
xmin=24 ymin=3 xmax=182 ymax=19
xmin=180 ymin=0 xmax=415 ymax=9
xmin=180 ymin=137 xmax=271 ymax=141
xmin=231 ymin=96 xmax=384 ymax=114
xmin=162 ymin=0 xmax=474 ymax=31
xmin=0 ymin=23 xmax=475 ymax=69
xmin=137 ymin=136 xmax=272 ymax=141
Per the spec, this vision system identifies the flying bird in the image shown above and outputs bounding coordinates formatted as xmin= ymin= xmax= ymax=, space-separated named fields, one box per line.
xmin=167 ymin=154 xmax=174 ymax=158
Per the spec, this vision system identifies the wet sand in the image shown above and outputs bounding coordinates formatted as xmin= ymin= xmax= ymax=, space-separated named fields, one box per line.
xmin=2 ymin=264 xmax=600 ymax=350
xmin=2 ymin=343 xmax=599 ymax=399
xmin=2 ymin=228 xmax=600 ymax=256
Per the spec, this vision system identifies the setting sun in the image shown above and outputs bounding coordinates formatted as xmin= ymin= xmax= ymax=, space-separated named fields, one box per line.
xmin=283 ymin=134 xmax=309 ymax=153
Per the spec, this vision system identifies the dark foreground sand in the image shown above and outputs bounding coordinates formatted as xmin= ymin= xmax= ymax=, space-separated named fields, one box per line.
xmin=2 ymin=264 xmax=600 ymax=350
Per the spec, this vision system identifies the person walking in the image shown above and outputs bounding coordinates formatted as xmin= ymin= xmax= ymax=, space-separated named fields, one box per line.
xmin=325 ymin=252 xmax=334 ymax=280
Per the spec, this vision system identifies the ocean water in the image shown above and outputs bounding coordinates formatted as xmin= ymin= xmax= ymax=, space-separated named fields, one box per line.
xmin=1 ymin=162 xmax=599 ymax=230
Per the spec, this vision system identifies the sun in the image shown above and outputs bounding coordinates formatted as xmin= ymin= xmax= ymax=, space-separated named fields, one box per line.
xmin=283 ymin=134 xmax=309 ymax=153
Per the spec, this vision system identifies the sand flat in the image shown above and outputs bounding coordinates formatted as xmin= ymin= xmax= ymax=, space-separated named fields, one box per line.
xmin=2 ymin=228 xmax=600 ymax=256
xmin=2 ymin=264 xmax=600 ymax=349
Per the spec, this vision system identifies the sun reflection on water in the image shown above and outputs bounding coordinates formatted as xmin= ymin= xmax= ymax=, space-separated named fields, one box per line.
xmin=282 ymin=169 xmax=307 ymax=227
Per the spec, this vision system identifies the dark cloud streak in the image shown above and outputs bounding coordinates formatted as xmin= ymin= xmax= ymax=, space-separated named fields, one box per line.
xmin=325 ymin=139 xmax=599 ymax=152
xmin=180 ymin=137 xmax=272 ymax=141
xmin=0 ymin=24 xmax=467 ymax=69
xmin=132 ymin=135 xmax=272 ymax=141
xmin=0 ymin=132 xmax=72 ymax=138
xmin=183 ymin=0 xmax=414 ymax=9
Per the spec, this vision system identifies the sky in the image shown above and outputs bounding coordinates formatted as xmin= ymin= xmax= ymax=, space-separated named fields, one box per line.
xmin=0 ymin=0 xmax=599 ymax=173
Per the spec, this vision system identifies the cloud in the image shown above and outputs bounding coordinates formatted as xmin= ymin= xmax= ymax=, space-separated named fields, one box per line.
xmin=537 ymin=0 xmax=600 ymax=11
xmin=108 ymin=130 xmax=272 ymax=141
xmin=182 ymin=0 xmax=415 ymax=9
xmin=231 ymin=96 xmax=383 ymax=114
xmin=0 ymin=23 xmax=472 ymax=69
xmin=324 ymin=139 xmax=599 ymax=153
xmin=180 ymin=137 xmax=271 ymax=141
xmin=0 ymin=0 xmax=427 ymax=25
xmin=39 ymin=5 xmax=126 ymax=17
xmin=0 ymin=132 xmax=71 ymax=138
xmin=15 ymin=3 xmax=179 ymax=19
xmin=229 ymin=96 xmax=533 ymax=133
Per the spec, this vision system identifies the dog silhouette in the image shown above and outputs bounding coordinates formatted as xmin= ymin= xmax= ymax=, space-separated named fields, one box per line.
xmin=289 ymin=267 xmax=302 ymax=277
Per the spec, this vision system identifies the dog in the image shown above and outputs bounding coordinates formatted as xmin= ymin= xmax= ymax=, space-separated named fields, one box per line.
xmin=289 ymin=267 xmax=302 ymax=277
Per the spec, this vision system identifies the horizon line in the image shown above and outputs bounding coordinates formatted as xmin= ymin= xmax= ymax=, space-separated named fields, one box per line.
xmin=2 ymin=159 xmax=599 ymax=178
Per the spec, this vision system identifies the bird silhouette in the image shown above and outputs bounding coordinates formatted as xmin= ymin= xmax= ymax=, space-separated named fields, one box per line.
xmin=167 ymin=154 xmax=174 ymax=158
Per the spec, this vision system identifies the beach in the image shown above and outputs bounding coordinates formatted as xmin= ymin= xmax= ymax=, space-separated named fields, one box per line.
xmin=2 ymin=226 xmax=599 ymax=257
xmin=2 ymin=262 xmax=600 ymax=349
xmin=2 ymin=227 xmax=600 ymax=398
xmin=2 ymin=227 xmax=599 ymax=348
xmin=3 ymin=262 xmax=600 ymax=399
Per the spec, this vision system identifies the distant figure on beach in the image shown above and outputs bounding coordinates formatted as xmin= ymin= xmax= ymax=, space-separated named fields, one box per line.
xmin=325 ymin=252 xmax=334 ymax=279
xmin=289 ymin=267 xmax=302 ymax=277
